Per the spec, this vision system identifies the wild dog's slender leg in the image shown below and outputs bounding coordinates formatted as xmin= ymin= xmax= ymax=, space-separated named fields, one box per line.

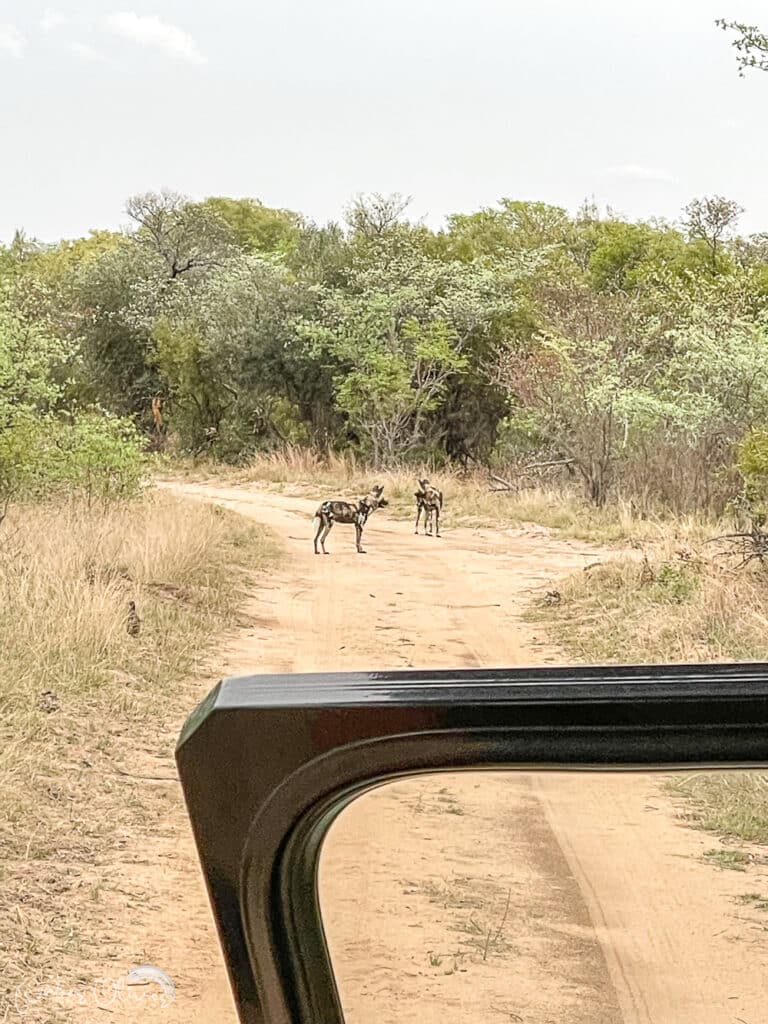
xmin=426 ymin=506 xmax=433 ymax=536
xmin=320 ymin=520 xmax=333 ymax=554
xmin=355 ymin=521 xmax=366 ymax=554
xmin=434 ymin=502 xmax=440 ymax=537
xmin=415 ymin=501 xmax=423 ymax=535
xmin=313 ymin=515 xmax=325 ymax=554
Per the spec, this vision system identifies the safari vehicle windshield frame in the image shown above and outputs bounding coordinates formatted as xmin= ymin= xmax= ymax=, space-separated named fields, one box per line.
xmin=176 ymin=663 xmax=768 ymax=1024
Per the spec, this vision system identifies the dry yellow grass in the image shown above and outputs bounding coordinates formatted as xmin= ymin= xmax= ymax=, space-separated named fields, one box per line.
xmin=666 ymin=772 xmax=768 ymax=845
xmin=532 ymin=546 xmax=768 ymax=847
xmin=532 ymin=543 xmax=768 ymax=664
xmin=0 ymin=493 xmax=278 ymax=1015
xmin=166 ymin=447 xmax=727 ymax=545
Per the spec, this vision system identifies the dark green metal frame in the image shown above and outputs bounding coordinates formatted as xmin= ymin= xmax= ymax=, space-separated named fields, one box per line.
xmin=175 ymin=663 xmax=768 ymax=1024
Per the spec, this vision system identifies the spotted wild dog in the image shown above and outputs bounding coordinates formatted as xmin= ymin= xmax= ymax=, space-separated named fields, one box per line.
xmin=313 ymin=485 xmax=388 ymax=555
xmin=414 ymin=478 xmax=443 ymax=537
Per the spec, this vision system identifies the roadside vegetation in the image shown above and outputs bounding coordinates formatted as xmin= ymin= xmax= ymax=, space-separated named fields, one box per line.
xmin=530 ymin=534 xmax=768 ymax=855
xmin=664 ymin=769 xmax=768 ymax=879
xmin=8 ymin=185 xmax=768 ymax=523
xmin=531 ymin=546 xmax=768 ymax=664
xmin=0 ymin=228 xmax=282 ymax=1016
xmin=668 ymin=773 xmax=768 ymax=847
xmin=0 ymin=486 xmax=277 ymax=1014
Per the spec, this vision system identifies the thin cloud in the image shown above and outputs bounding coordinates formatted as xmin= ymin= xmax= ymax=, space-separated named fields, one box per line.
xmin=40 ymin=9 xmax=67 ymax=32
xmin=601 ymin=164 xmax=679 ymax=185
xmin=69 ymin=42 xmax=109 ymax=64
xmin=104 ymin=12 xmax=206 ymax=65
xmin=0 ymin=24 xmax=25 ymax=58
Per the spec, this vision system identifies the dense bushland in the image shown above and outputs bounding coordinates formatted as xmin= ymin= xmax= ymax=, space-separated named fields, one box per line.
xmin=7 ymin=186 xmax=768 ymax=515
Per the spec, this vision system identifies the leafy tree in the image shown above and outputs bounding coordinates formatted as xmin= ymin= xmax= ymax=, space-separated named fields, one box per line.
xmin=288 ymin=221 xmax=349 ymax=287
xmin=10 ymin=230 xmax=123 ymax=342
xmin=39 ymin=414 xmax=146 ymax=507
xmin=683 ymin=196 xmax=743 ymax=273
xmin=70 ymin=196 xmax=236 ymax=429
xmin=0 ymin=231 xmax=40 ymax=287
xmin=10 ymin=182 xmax=768 ymax=513
xmin=587 ymin=220 xmax=693 ymax=292
xmin=656 ymin=320 xmax=768 ymax=440
xmin=717 ymin=20 xmax=768 ymax=74
xmin=737 ymin=428 xmax=768 ymax=517
xmin=152 ymin=254 xmax=336 ymax=455
xmin=126 ymin=190 xmax=234 ymax=280
xmin=0 ymin=302 xmax=71 ymax=515
xmin=0 ymin=301 xmax=143 ymax=514
xmin=445 ymin=199 xmax=571 ymax=261
xmin=151 ymin=317 xmax=225 ymax=451
xmin=312 ymin=313 xmax=467 ymax=463
xmin=300 ymin=242 xmax=529 ymax=462
xmin=490 ymin=284 xmax=664 ymax=505
xmin=345 ymin=193 xmax=412 ymax=238
xmin=199 ymin=197 xmax=302 ymax=256
xmin=69 ymin=236 xmax=167 ymax=422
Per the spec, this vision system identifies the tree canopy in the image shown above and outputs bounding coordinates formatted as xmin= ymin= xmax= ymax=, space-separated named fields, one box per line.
xmin=5 ymin=186 xmax=768 ymax=511
xmin=717 ymin=19 xmax=768 ymax=74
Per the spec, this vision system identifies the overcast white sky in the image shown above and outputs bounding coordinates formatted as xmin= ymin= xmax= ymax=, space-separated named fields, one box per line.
xmin=1 ymin=0 xmax=767 ymax=242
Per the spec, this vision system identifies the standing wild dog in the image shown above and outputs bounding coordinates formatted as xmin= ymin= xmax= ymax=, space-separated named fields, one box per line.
xmin=313 ymin=485 xmax=388 ymax=555
xmin=414 ymin=479 xmax=443 ymax=537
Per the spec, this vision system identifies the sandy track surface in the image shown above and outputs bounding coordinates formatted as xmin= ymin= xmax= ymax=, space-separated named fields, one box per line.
xmin=165 ymin=481 xmax=600 ymax=674
xmin=63 ymin=482 xmax=767 ymax=1024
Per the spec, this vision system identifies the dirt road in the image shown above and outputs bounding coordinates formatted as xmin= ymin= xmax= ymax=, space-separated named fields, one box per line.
xmin=78 ymin=483 xmax=767 ymax=1024
xmin=166 ymin=481 xmax=594 ymax=675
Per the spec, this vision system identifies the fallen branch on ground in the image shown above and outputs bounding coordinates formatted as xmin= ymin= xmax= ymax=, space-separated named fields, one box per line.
xmin=488 ymin=459 xmax=576 ymax=492
xmin=488 ymin=472 xmax=517 ymax=492
xmin=706 ymin=523 xmax=768 ymax=569
xmin=521 ymin=458 xmax=575 ymax=473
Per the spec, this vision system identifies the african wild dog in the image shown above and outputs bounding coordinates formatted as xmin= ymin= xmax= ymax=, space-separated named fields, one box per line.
xmin=414 ymin=479 xmax=443 ymax=537
xmin=313 ymin=485 xmax=388 ymax=555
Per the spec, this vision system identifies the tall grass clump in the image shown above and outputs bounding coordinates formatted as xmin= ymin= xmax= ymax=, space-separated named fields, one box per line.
xmin=666 ymin=772 xmax=768 ymax=845
xmin=0 ymin=494 xmax=272 ymax=702
xmin=532 ymin=543 xmax=768 ymax=664
xmin=0 ymin=492 xmax=277 ymax=1006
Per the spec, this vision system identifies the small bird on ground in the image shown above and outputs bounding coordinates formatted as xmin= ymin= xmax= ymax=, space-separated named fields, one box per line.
xmin=37 ymin=690 xmax=59 ymax=713
xmin=126 ymin=600 xmax=141 ymax=637
xmin=543 ymin=589 xmax=562 ymax=606
xmin=639 ymin=555 xmax=655 ymax=586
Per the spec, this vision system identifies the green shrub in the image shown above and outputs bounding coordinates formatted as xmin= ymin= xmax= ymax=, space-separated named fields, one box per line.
xmin=737 ymin=427 xmax=768 ymax=515
xmin=0 ymin=302 xmax=146 ymax=512
xmin=651 ymin=562 xmax=700 ymax=604
xmin=39 ymin=413 xmax=147 ymax=505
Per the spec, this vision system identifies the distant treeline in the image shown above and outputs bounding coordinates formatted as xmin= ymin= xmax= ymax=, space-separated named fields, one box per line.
xmin=4 ymin=189 xmax=768 ymax=512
